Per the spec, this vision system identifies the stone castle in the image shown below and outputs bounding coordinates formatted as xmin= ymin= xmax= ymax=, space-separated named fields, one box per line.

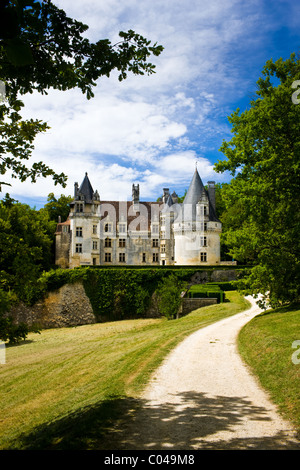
xmin=55 ymin=168 xmax=222 ymax=268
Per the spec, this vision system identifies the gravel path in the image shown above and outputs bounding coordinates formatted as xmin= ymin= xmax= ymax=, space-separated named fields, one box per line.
xmin=110 ymin=296 xmax=299 ymax=450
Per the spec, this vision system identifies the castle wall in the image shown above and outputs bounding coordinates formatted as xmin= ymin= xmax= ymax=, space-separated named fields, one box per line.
xmin=8 ymin=283 xmax=96 ymax=329
xmin=173 ymin=224 xmax=221 ymax=266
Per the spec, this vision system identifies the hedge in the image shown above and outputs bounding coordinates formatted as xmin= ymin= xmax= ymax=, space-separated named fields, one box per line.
xmin=187 ymin=284 xmax=225 ymax=303
xmin=22 ymin=266 xmax=245 ymax=320
xmin=36 ymin=267 xmax=199 ymax=321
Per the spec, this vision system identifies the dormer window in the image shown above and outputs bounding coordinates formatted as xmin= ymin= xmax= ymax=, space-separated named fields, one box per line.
xmin=76 ymin=203 xmax=83 ymax=213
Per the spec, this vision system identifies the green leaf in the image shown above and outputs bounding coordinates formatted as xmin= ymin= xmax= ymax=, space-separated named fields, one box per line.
xmin=5 ymin=38 xmax=34 ymax=66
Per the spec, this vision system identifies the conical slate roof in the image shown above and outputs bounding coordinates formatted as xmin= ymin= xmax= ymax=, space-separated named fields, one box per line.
xmin=183 ymin=168 xmax=205 ymax=206
xmin=78 ymin=172 xmax=94 ymax=202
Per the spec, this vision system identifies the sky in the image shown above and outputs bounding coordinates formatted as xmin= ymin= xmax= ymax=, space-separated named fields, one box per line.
xmin=3 ymin=0 xmax=300 ymax=208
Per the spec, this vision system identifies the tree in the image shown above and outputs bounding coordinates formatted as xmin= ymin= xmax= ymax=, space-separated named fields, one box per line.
xmin=0 ymin=0 xmax=163 ymax=190
xmin=0 ymin=194 xmax=55 ymax=303
xmin=42 ymin=192 xmax=73 ymax=223
xmin=157 ymin=274 xmax=187 ymax=319
xmin=214 ymin=53 xmax=300 ymax=307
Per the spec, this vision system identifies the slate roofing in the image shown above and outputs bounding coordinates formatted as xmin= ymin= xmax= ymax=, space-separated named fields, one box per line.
xmin=77 ymin=172 xmax=94 ymax=203
xmin=70 ymin=169 xmax=220 ymax=224
xmin=183 ymin=168 xmax=205 ymax=206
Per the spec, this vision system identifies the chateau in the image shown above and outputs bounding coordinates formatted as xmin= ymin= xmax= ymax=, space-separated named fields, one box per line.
xmin=55 ymin=168 xmax=222 ymax=268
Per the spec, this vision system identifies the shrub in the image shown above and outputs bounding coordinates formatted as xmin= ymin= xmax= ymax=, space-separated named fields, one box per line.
xmin=156 ymin=274 xmax=188 ymax=319
xmin=187 ymin=284 xmax=225 ymax=303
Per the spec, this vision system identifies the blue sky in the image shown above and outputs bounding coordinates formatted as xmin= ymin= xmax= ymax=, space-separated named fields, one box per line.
xmin=4 ymin=0 xmax=300 ymax=208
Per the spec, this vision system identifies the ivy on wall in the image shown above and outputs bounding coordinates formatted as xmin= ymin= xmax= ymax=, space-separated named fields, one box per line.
xmin=30 ymin=266 xmax=245 ymax=321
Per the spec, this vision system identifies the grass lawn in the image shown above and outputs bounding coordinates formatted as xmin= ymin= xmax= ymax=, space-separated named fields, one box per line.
xmin=238 ymin=303 xmax=300 ymax=434
xmin=0 ymin=291 xmax=249 ymax=450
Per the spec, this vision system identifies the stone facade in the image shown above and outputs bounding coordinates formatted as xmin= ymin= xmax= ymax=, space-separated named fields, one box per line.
xmin=179 ymin=298 xmax=218 ymax=316
xmin=55 ymin=169 xmax=222 ymax=268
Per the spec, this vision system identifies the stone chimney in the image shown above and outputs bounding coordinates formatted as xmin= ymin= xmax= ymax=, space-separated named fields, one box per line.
xmin=162 ymin=188 xmax=170 ymax=204
xmin=132 ymin=183 xmax=140 ymax=211
xmin=207 ymin=181 xmax=216 ymax=212
xmin=74 ymin=182 xmax=79 ymax=198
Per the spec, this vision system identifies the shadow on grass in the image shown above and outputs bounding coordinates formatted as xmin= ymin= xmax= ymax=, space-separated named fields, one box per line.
xmin=8 ymin=391 xmax=300 ymax=450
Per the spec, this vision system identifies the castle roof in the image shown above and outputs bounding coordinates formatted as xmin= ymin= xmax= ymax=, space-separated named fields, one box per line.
xmin=183 ymin=168 xmax=205 ymax=206
xmin=78 ymin=172 xmax=94 ymax=202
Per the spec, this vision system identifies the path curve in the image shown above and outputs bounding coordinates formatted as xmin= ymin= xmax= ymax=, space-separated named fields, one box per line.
xmin=112 ymin=296 xmax=300 ymax=450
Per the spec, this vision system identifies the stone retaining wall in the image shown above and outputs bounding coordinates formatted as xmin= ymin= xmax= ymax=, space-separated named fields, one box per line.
xmin=9 ymin=282 xmax=96 ymax=329
xmin=179 ymin=298 xmax=217 ymax=316
xmin=8 ymin=268 xmax=239 ymax=329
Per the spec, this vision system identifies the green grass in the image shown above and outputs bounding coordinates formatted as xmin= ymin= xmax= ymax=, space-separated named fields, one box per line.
xmin=0 ymin=291 xmax=249 ymax=450
xmin=238 ymin=303 xmax=300 ymax=433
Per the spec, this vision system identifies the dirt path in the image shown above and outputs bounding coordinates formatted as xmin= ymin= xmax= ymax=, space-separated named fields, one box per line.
xmin=108 ymin=296 xmax=299 ymax=450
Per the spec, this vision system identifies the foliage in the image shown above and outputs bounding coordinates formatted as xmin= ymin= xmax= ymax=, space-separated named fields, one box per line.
xmin=38 ymin=267 xmax=214 ymax=321
xmin=214 ymin=53 xmax=300 ymax=307
xmin=187 ymin=284 xmax=225 ymax=303
xmin=0 ymin=0 xmax=163 ymax=189
xmin=0 ymin=193 xmax=81 ymax=305
xmin=42 ymin=192 xmax=73 ymax=223
xmin=0 ymin=288 xmax=39 ymax=343
xmin=156 ymin=274 xmax=188 ymax=319
xmin=0 ymin=194 xmax=55 ymax=299
xmin=0 ymin=314 xmax=28 ymax=343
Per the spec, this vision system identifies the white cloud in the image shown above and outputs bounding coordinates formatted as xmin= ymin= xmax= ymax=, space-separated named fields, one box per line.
xmin=3 ymin=0 xmax=298 ymax=206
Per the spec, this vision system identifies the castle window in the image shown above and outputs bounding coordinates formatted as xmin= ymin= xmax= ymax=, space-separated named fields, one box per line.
xmin=204 ymin=206 xmax=208 ymax=216
xmin=92 ymin=241 xmax=98 ymax=250
xmin=142 ymin=253 xmax=146 ymax=263
xmin=200 ymin=252 xmax=207 ymax=262
xmin=76 ymin=203 xmax=83 ymax=213
xmin=151 ymin=224 xmax=159 ymax=234
xmin=119 ymin=238 xmax=126 ymax=248
xmin=76 ymin=227 xmax=83 ymax=237
xmin=119 ymin=223 xmax=126 ymax=233
xmin=204 ymin=222 xmax=207 ymax=231
xmin=75 ymin=243 xmax=82 ymax=253
xmin=152 ymin=239 xmax=159 ymax=247
xmin=105 ymin=238 xmax=112 ymax=248
xmin=105 ymin=223 xmax=113 ymax=233
xmin=201 ymin=236 xmax=207 ymax=247
xmin=153 ymin=253 xmax=159 ymax=262
xmin=119 ymin=253 xmax=126 ymax=262
xmin=161 ymin=242 xmax=166 ymax=253
xmin=105 ymin=252 xmax=111 ymax=262
xmin=93 ymin=225 xmax=97 ymax=234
